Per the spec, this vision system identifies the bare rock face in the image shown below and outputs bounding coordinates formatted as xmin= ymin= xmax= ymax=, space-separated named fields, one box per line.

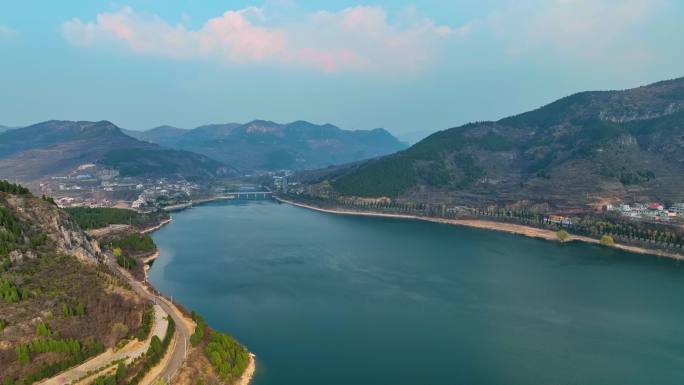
xmin=2 ymin=193 xmax=99 ymax=263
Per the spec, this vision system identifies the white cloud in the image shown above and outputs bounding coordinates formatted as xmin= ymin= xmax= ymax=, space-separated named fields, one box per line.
xmin=60 ymin=1 xmax=671 ymax=74
xmin=61 ymin=6 xmax=453 ymax=73
xmin=483 ymin=0 xmax=662 ymax=60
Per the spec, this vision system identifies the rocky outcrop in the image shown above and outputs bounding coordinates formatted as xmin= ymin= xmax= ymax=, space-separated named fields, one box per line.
xmin=1 ymin=193 xmax=99 ymax=263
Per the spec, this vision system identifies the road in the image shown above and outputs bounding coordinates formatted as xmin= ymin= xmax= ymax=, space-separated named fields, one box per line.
xmin=103 ymin=252 xmax=192 ymax=384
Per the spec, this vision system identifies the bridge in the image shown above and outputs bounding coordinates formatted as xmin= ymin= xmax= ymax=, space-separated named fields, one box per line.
xmin=228 ymin=191 xmax=273 ymax=200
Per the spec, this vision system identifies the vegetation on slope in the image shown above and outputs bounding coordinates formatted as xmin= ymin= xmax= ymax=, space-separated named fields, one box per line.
xmin=189 ymin=312 xmax=250 ymax=383
xmin=0 ymin=181 xmax=31 ymax=195
xmin=108 ymin=234 xmax=156 ymax=255
xmin=100 ymin=147 xmax=227 ymax=179
xmin=328 ymin=77 xmax=684 ymax=207
xmin=65 ymin=207 xmax=168 ymax=230
xmin=0 ymin=182 xmax=147 ymax=385
xmin=0 ymin=120 xmax=235 ymax=182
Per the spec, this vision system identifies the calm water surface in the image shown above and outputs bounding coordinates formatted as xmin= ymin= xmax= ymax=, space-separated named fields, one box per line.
xmin=148 ymin=200 xmax=684 ymax=385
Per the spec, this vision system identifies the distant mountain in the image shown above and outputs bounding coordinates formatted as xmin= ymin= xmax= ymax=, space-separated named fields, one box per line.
xmin=133 ymin=120 xmax=407 ymax=171
xmin=326 ymin=77 xmax=684 ymax=212
xmin=0 ymin=120 xmax=235 ymax=181
xmin=0 ymin=124 xmax=16 ymax=133
xmin=123 ymin=125 xmax=189 ymax=143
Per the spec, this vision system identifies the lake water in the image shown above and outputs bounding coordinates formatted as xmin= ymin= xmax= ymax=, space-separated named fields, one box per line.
xmin=148 ymin=200 xmax=684 ymax=385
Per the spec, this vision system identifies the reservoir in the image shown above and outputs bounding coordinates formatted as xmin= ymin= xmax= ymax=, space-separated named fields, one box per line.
xmin=148 ymin=200 xmax=684 ymax=385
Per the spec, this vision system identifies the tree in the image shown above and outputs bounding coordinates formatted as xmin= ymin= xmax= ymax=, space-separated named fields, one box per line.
xmin=36 ymin=322 xmax=50 ymax=337
xmin=600 ymin=235 xmax=615 ymax=247
xmin=115 ymin=362 xmax=127 ymax=384
xmin=15 ymin=345 xmax=30 ymax=365
xmin=62 ymin=303 xmax=73 ymax=317
xmin=112 ymin=322 xmax=129 ymax=339
xmin=556 ymin=230 xmax=569 ymax=243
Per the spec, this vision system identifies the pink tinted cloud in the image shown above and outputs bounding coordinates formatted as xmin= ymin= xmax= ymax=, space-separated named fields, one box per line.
xmin=61 ymin=6 xmax=452 ymax=73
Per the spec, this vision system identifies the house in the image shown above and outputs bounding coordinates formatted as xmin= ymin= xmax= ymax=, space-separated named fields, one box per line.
xmin=547 ymin=215 xmax=571 ymax=226
xmin=670 ymin=204 xmax=684 ymax=217
xmin=648 ymin=203 xmax=664 ymax=211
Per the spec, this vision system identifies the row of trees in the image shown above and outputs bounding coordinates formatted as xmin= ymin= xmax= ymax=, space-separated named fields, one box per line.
xmin=65 ymin=207 xmax=167 ymax=230
xmin=8 ymin=337 xmax=105 ymax=385
xmin=308 ymin=195 xmax=684 ymax=253
xmin=0 ymin=180 xmax=31 ymax=195
xmin=135 ymin=305 xmax=154 ymax=341
xmin=569 ymin=216 xmax=683 ymax=250
xmin=21 ymin=337 xmax=82 ymax=355
xmin=126 ymin=317 xmax=175 ymax=385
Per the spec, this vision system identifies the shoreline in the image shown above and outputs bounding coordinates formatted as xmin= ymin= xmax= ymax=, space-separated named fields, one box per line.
xmin=140 ymin=214 xmax=257 ymax=385
xmin=275 ymin=197 xmax=684 ymax=261
xmin=236 ymin=353 xmax=256 ymax=385
xmin=162 ymin=195 xmax=235 ymax=212
xmin=141 ymin=217 xmax=172 ymax=234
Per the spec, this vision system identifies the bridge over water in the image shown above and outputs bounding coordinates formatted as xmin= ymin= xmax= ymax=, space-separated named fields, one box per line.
xmin=228 ymin=191 xmax=274 ymax=200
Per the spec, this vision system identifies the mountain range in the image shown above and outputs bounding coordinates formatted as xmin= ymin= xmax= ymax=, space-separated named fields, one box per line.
xmin=0 ymin=120 xmax=234 ymax=181
xmin=325 ymin=77 xmax=684 ymax=212
xmin=124 ymin=120 xmax=407 ymax=171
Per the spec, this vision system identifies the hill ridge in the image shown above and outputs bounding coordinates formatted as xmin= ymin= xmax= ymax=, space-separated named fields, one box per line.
xmin=326 ymin=76 xmax=684 ymax=211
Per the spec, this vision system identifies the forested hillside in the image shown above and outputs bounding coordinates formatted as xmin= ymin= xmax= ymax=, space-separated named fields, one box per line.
xmin=65 ymin=207 xmax=168 ymax=230
xmin=329 ymin=77 xmax=684 ymax=211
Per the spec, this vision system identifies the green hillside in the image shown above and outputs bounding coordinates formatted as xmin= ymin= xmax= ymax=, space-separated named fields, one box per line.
xmin=330 ymin=77 xmax=684 ymax=209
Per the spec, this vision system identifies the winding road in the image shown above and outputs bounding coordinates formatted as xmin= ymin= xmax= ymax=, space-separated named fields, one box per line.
xmin=103 ymin=252 xmax=192 ymax=384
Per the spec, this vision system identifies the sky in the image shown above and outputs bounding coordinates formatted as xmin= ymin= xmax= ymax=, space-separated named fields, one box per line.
xmin=0 ymin=1 xmax=682 ymax=143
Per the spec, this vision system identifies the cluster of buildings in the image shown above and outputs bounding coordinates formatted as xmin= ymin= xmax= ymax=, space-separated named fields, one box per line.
xmin=273 ymin=173 xmax=302 ymax=195
xmin=130 ymin=180 xmax=200 ymax=209
xmin=607 ymin=202 xmax=684 ymax=222
xmin=40 ymin=163 xmax=203 ymax=210
xmin=55 ymin=196 xmax=114 ymax=208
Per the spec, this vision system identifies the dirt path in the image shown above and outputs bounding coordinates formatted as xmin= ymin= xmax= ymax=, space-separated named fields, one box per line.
xmin=41 ymin=305 xmax=169 ymax=385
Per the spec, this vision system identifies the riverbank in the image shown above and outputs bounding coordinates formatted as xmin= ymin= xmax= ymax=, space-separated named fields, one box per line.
xmin=237 ymin=354 xmax=256 ymax=385
xmin=163 ymin=195 xmax=235 ymax=212
xmin=139 ymin=213 xmax=256 ymax=385
xmin=275 ymin=197 xmax=684 ymax=261
xmin=141 ymin=217 xmax=172 ymax=234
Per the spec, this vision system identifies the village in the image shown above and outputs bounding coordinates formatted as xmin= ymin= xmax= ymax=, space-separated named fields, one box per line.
xmin=606 ymin=202 xmax=684 ymax=223
xmin=36 ymin=163 xmax=208 ymax=210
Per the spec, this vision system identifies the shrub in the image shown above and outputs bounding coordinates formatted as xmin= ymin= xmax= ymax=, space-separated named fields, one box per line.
xmin=556 ymin=230 xmax=569 ymax=243
xmin=600 ymin=235 xmax=615 ymax=247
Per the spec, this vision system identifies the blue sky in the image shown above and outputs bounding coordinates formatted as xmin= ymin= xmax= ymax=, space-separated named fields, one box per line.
xmin=0 ymin=1 xmax=682 ymax=142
